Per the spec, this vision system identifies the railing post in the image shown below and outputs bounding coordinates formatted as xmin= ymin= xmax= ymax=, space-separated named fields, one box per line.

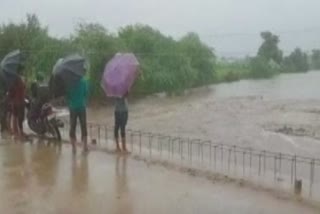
xmin=249 ymin=148 xmax=252 ymax=173
xmin=159 ymin=135 xmax=163 ymax=158
xmin=291 ymin=157 xmax=294 ymax=184
xmin=180 ymin=139 xmax=183 ymax=161
xmin=228 ymin=148 xmax=231 ymax=172
xmin=209 ymin=143 xmax=212 ymax=166
xmin=258 ymin=153 xmax=262 ymax=176
xmin=130 ymin=131 xmax=134 ymax=153
xmin=263 ymin=150 xmax=266 ymax=175
xmin=310 ymin=159 xmax=315 ymax=197
xmin=149 ymin=133 xmax=153 ymax=157
xmin=279 ymin=153 xmax=282 ymax=177
xmin=201 ymin=142 xmax=204 ymax=165
xmin=89 ymin=123 xmax=93 ymax=141
xmin=104 ymin=125 xmax=108 ymax=146
xmin=242 ymin=151 xmax=246 ymax=176
xmin=274 ymin=155 xmax=277 ymax=181
xmin=234 ymin=146 xmax=237 ymax=174
xmin=214 ymin=145 xmax=217 ymax=170
xmin=139 ymin=131 xmax=142 ymax=155
xmin=221 ymin=145 xmax=224 ymax=170
xmin=190 ymin=140 xmax=193 ymax=163
xmin=294 ymin=155 xmax=297 ymax=181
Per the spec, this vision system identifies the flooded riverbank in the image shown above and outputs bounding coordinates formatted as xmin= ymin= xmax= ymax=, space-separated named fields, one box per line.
xmin=86 ymin=72 xmax=320 ymax=159
xmin=88 ymin=95 xmax=320 ymax=158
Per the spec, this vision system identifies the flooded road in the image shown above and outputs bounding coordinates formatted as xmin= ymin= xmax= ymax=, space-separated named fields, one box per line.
xmin=0 ymin=140 xmax=318 ymax=214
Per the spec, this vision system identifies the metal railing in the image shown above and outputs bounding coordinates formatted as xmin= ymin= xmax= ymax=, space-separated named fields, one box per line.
xmin=61 ymin=120 xmax=320 ymax=201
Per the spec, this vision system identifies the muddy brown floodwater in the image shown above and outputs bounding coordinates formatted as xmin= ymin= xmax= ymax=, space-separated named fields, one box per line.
xmin=88 ymin=92 xmax=320 ymax=158
xmin=86 ymin=71 xmax=320 ymax=158
xmin=0 ymin=141 xmax=318 ymax=214
xmin=2 ymin=71 xmax=320 ymax=213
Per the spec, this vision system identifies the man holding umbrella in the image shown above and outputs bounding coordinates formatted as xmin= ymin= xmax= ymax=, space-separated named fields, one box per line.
xmin=51 ymin=55 xmax=89 ymax=153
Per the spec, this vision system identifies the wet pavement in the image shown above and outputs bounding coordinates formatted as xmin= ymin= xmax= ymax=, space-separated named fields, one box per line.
xmin=0 ymin=140 xmax=318 ymax=214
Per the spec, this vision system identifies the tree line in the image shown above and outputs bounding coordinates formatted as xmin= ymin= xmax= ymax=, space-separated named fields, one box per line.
xmin=0 ymin=14 xmax=215 ymax=98
xmin=243 ymin=31 xmax=320 ymax=79
xmin=1 ymin=14 xmax=320 ymax=98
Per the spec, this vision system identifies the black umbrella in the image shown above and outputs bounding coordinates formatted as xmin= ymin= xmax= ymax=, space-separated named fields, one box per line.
xmin=0 ymin=70 xmax=7 ymax=94
xmin=50 ymin=55 xmax=87 ymax=98
xmin=53 ymin=55 xmax=87 ymax=87
xmin=0 ymin=50 xmax=24 ymax=89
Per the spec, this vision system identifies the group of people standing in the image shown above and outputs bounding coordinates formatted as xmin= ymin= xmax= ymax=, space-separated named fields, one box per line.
xmin=61 ymin=75 xmax=130 ymax=154
xmin=0 ymin=51 xmax=138 ymax=155
xmin=0 ymin=73 xmax=129 ymax=154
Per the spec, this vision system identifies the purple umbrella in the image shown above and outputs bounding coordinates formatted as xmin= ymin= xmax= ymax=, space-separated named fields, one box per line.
xmin=101 ymin=53 xmax=139 ymax=97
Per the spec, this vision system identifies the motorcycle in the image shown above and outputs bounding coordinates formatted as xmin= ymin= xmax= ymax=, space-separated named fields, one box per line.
xmin=25 ymin=98 xmax=63 ymax=141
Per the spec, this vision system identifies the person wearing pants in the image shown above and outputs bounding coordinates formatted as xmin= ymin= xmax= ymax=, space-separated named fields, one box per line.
xmin=114 ymin=94 xmax=128 ymax=152
xmin=0 ymin=95 xmax=8 ymax=133
xmin=66 ymin=77 xmax=88 ymax=154
xmin=8 ymin=76 xmax=26 ymax=139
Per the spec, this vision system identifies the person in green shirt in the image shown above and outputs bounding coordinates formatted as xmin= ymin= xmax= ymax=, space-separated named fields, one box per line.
xmin=66 ymin=77 xmax=88 ymax=153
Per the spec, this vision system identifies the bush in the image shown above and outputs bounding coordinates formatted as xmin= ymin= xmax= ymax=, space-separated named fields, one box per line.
xmin=249 ymin=57 xmax=280 ymax=78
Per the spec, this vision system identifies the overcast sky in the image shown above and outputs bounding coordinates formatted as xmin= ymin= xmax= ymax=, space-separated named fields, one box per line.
xmin=1 ymin=0 xmax=320 ymax=57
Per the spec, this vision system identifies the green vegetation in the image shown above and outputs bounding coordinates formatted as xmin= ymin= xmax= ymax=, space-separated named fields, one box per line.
xmin=311 ymin=49 xmax=320 ymax=70
xmin=0 ymin=15 xmax=215 ymax=98
xmin=215 ymin=60 xmax=250 ymax=82
xmin=282 ymin=48 xmax=309 ymax=73
xmin=248 ymin=31 xmax=310 ymax=78
xmin=215 ymin=30 xmax=315 ymax=83
xmin=0 ymin=14 xmax=318 ymax=99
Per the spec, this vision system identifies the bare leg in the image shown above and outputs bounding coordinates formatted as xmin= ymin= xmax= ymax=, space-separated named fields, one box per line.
xmin=82 ymin=136 xmax=88 ymax=153
xmin=115 ymin=137 xmax=121 ymax=152
xmin=79 ymin=110 xmax=88 ymax=153
xmin=69 ymin=110 xmax=77 ymax=154
xmin=7 ymin=112 xmax=12 ymax=134
xmin=71 ymin=138 xmax=76 ymax=154
xmin=122 ymin=137 xmax=127 ymax=152
xmin=12 ymin=115 xmax=19 ymax=138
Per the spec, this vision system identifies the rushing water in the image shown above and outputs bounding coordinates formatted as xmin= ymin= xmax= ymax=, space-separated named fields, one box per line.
xmin=211 ymin=70 xmax=320 ymax=100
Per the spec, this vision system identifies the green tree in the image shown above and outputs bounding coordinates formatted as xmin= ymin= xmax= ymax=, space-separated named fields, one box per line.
xmin=178 ymin=32 xmax=215 ymax=87
xmin=249 ymin=57 xmax=280 ymax=78
xmin=0 ymin=15 xmax=218 ymax=98
xmin=0 ymin=14 xmax=64 ymax=81
xmin=72 ymin=23 xmax=122 ymax=97
xmin=257 ymin=31 xmax=283 ymax=64
xmin=282 ymin=48 xmax=309 ymax=73
xmin=119 ymin=25 xmax=198 ymax=95
xmin=311 ymin=49 xmax=320 ymax=70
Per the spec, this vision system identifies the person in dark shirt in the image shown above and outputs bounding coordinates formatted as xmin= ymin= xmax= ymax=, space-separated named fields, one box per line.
xmin=114 ymin=92 xmax=128 ymax=153
xmin=0 ymin=73 xmax=8 ymax=133
xmin=8 ymin=76 xmax=26 ymax=139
